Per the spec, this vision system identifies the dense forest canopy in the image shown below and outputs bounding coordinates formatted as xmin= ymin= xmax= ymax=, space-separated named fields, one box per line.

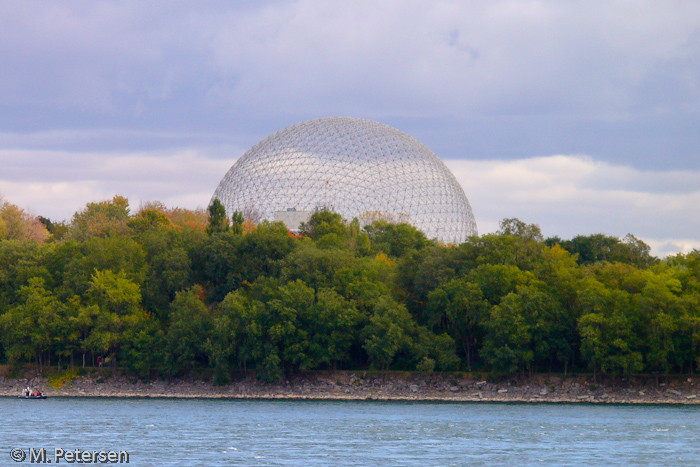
xmin=1 ymin=195 xmax=699 ymax=382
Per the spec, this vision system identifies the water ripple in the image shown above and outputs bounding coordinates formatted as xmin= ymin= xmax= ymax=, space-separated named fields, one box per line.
xmin=1 ymin=398 xmax=699 ymax=466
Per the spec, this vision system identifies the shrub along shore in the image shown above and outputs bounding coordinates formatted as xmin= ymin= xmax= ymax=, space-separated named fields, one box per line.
xmin=2 ymin=195 xmax=700 ymax=384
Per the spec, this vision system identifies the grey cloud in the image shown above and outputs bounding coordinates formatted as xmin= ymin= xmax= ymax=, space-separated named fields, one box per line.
xmin=446 ymin=156 xmax=700 ymax=256
xmin=1 ymin=1 xmax=699 ymax=252
xmin=0 ymin=147 xmax=236 ymax=184
xmin=0 ymin=128 xmax=247 ymax=153
xmin=206 ymin=0 xmax=700 ymax=116
xmin=0 ymin=147 xmax=232 ymax=220
xmin=1 ymin=1 xmax=698 ymax=162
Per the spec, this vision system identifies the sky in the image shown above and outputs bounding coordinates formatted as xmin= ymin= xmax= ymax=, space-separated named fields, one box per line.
xmin=1 ymin=0 xmax=699 ymax=257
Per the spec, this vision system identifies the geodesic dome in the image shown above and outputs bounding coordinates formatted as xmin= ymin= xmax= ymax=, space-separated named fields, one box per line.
xmin=212 ymin=117 xmax=477 ymax=243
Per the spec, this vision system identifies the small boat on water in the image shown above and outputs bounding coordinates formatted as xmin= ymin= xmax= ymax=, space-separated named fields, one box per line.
xmin=19 ymin=388 xmax=47 ymax=399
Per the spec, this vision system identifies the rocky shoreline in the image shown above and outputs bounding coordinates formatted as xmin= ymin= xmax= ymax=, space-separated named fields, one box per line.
xmin=2 ymin=370 xmax=700 ymax=404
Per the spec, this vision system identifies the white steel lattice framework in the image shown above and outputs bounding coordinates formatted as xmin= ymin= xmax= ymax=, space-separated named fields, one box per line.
xmin=212 ymin=117 xmax=477 ymax=243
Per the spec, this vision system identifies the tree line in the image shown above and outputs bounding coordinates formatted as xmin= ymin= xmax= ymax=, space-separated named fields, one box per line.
xmin=1 ymin=195 xmax=699 ymax=382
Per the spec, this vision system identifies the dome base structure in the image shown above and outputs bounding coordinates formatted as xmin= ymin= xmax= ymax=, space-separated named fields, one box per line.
xmin=212 ymin=117 xmax=477 ymax=243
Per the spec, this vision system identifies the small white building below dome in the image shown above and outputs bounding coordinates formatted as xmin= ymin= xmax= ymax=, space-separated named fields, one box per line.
xmin=212 ymin=117 xmax=477 ymax=243
xmin=273 ymin=209 xmax=313 ymax=233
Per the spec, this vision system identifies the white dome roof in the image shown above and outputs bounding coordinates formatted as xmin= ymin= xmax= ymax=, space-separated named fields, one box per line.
xmin=212 ymin=117 xmax=477 ymax=243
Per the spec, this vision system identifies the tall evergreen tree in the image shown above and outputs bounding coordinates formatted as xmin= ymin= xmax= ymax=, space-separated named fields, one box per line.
xmin=231 ymin=210 xmax=244 ymax=235
xmin=206 ymin=199 xmax=229 ymax=235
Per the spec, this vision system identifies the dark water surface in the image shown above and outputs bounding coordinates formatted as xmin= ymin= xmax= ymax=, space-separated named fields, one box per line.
xmin=2 ymin=398 xmax=699 ymax=466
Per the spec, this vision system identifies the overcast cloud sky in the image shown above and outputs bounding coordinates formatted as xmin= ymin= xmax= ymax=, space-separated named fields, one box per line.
xmin=1 ymin=1 xmax=699 ymax=256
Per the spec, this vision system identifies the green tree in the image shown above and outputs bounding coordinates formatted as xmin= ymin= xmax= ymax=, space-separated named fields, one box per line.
xmin=630 ymin=268 xmax=686 ymax=373
xmin=215 ymin=223 xmax=298 ymax=298
xmin=205 ymin=290 xmax=251 ymax=383
xmin=468 ymin=264 xmax=532 ymax=306
xmin=84 ymin=270 xmax=147 ymax=373
xmin=0 ymin=278 xmax=63 ymax=369
xmin=362 ymin=296 xmax=414 ymax=371
xmin=346 ymin=217 xmax=372 ymax=255
xmin=481 ymin=292 xmax=533 ymax=374
xmin=70 ymin=195 xmax=130 ymax=241
xmin=576 ymin=278 xmax=643 ymax=377
xmin=163 ymin=286 xmax=212 ymax=377
xmin=48 ymin=236 xmax=147 ymax=299
xmin=231 ymin=210 xmax=245 ymax=235
xmin=303 ymin=210 xmax=345 ymax=240
xmin=333 ymin=254 xmax=394 ymax=315
xmin=578 ymin=311 xmax=644 ymax=377
xmin=515 ymin=284 xmax=571 ymax=373
xmin=471 ymin=218 xmax=544 ymax=271
xmin=411 ymin=328 xmax=460 ymax=372
xmin=206 ymin=198 xmax=229 ymax=235
xmin=281 ymin=242 xmax=354 ymax=291
xmin=304 ymin=288 xmax=361 ymax=369
xmin=241 ymin=281 xmax=307 ymax=381
xmin=0 ymin=240 xmax=49 ymax=309
xmin=127 ymin=207 xmax=172 ymax=234
xmin=119 ymin=318 xmax=165 ymax=377
xmin=551 ymin=233 xmax=657 ymax=268
xmin=427 ymin=278 xmax=486 ymax=370
xmin=142 ymin=245 xmax=192 ymax=319
xmin=71 ymin=303 xmax=101 ymax=368
xmin=396 ymin=245 xmax=458 ymax=318
xmin=364 ymin=220 xmax=429 ymax=257
xmin=193 ymin=230 xmax=243 ymax=302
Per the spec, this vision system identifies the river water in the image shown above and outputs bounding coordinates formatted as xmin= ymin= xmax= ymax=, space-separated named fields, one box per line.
xmin=2 ymin=398 xmax=698 ymax=466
